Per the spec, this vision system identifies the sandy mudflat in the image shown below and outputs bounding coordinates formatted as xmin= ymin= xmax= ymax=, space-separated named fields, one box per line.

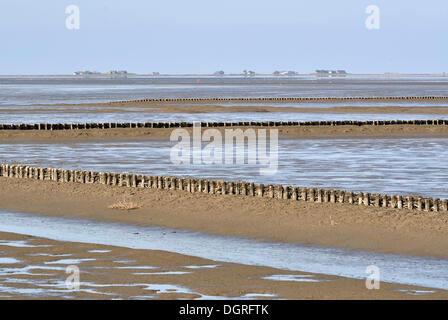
xmin=1 ymin=177 xmax=448 ymax=261
xmin=1 ymin=178 xmax=448 ymax=299
xmin=1 ymin=125 xmax=448 ymax=141
xmin=1 ymin=231 xmax=447 ymax=300
xmin=98 ymin=104 xmax=448 ymax=115
xmin=14 ymin=102 xmax=448 ymax=115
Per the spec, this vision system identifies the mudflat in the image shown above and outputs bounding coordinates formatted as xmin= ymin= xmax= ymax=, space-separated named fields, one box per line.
xmin=1 ymin=177 xmax=448 ymax=260
xmin=7 ymin=103 xmax=448 ymax=114
xmin=1 ymin=125 xmax=448 ymax=140
xmin=1 ymin=231 xmax=446 ymax=299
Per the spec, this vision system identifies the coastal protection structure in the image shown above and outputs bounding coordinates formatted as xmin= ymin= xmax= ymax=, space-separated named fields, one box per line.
xmin=107 ymin=96 xmax=448 ymax=104
xmin=1 ymin=164 xmax=446 ymax=213
xmin=0 ymin=119 xmax=447 ymax=130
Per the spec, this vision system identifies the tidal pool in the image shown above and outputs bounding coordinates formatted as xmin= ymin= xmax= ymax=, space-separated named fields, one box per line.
xmin=1 ymin=136 xmax=447 ymax=198
xmin=0 ymin=211 xmax=447 ymax=290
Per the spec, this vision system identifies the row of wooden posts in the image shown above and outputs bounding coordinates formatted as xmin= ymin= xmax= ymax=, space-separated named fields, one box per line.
xmin=0 ymin=119 xmax=447 ymax=131
xmin=1 ymin=164 xmax=446 ymax=212
xmin=110 ymin=96 xmax=448 ymax=104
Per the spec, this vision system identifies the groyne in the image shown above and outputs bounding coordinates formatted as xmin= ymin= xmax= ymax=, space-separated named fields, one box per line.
xmin=1 ymin=164 xmax=446 ymax=212
xmin=109 ymin=96 xmax=448 ymax=104
xmin=0 ymin=119 xmax=447 ymax=131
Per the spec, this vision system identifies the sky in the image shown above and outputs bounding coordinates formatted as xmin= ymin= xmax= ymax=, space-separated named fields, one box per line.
xmin=0 ymin=0 xmax=447 ymax=74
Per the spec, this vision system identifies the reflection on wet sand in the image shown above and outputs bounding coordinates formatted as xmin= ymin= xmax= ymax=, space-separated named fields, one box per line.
xmin=0 ymin=231 xmax=328 ymax=300
xmin=0 ymin=231 xmax=446 ymax=300
xmin=1 ymin=211 xmax=448 ymax=296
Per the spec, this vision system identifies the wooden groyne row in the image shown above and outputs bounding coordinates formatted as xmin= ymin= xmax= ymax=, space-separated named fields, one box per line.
xmin=1 ymin=164 xmax=446 ymax=213
xmin=1 ymin=119 xmax=447 ymax=131
xmin=109 ymin=96 xmax=448 ymax=104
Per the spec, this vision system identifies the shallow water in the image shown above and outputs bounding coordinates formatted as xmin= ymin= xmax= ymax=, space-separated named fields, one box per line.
xmin=1 ymin=76 xmax=448 ymax=106
xmin=0 ymin=236 xmax=240 ymax=299
xmin=1 ymin=76 xmax=447 ymax=123
xmin=0 ymin=258 xmax=21 ymax=264
xmin=1 ymin=137 xmax=447 ymax=198
xmin=262 ymin=274 xmax=325 ymax=283
xmin=0 ymin=211 xmax=447 ymax=290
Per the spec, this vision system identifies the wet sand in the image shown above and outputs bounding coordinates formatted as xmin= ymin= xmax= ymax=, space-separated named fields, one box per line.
xmin=1 ymin=125 xmax=448 ymax=140
xmin=22 ymin=103 xmax=448 ymax=115
xmin=3 ymin=81 xmax=448 ymax=300
xmin=1 ymin=177 xmax=448 ymax=261
xmin=0 ymin=231 xmax=446 ymax=300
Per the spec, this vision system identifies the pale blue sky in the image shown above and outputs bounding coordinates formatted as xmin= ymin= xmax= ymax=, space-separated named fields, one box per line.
xmin=0 ymin=0 xmax=446 ymax=74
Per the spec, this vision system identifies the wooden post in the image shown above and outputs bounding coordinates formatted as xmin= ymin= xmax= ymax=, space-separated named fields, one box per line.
xmin=357 ymin=193 xmax=363 ymax=205
xmin=267 ymin=185 xmax=275 ymax=198
xmin=363 ymin=193 xmax=370 ymax=206
xmin=157 ymin=176 xmax=163 ymax=189
xmin=248 ymin=183 xmax=255 ymax=196
xmin=348 ymin=192 xmax=354 ymax=204
xmin=330 ymin=190 xmax=336 ymax=203
xmin=397 ymin=195 xmax=403 ymax=209
xmin=209 ymin=180 xmax=215 ymax=194
xmin=373 ymin=194 xmax=380 ymax=207
xmin=291 ymin=187 xmax=298 ymax=201
xmin=229 ymin=182 xmax=234 ymax=195
xmin=316 ymin=189 xmax=323 ymax=203
xmin=204 ymin=180 xmax=210 ymax=193
xmin=178 ymin=178 xmax=185 ymax=191
xmin=218 ymin=181 xmax=224 ymax=195
xmin=424 ymin=198 xmax=430 ymax=212
xmin=381 ymin=195 xmax=388 ymax=208
xmin=442 ymin=200 xmax=448 ymax=212
xmin=417 ymin=198 xmax=423 ymax=211
xmin=256 ymin=184 xmax=264 ymax=197
xmin=407 ymin=196 xmax=413 ymax=210
xmin=112 ymin=173 xmax=119 ymax=186
xmin=80 ymin=171 xmax=86 ymax=183
xmin=324 ymin=190 xmax=330 ymax=203
xmin=301 ymin=188 xmax=307 ymax=201
xmin=131 ymin=174 xmax=137 ymax=188
xmin=309 ymin=188 xmax=315 ymax=202
xmin=99 ymin=172 xmax=106 ymax=185
xmin=433 ymin=199 xmax=439 ymax=212
xmin=276 ymin=185 xmax=283 ymax=199
xmin=338 ymin=191 xmax=345 ymax=204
